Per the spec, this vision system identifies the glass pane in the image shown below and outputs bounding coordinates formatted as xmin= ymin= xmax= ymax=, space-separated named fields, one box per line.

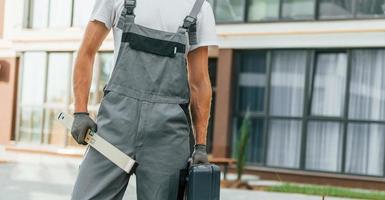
xmin=281 ymin=0 xmax=316 ymax=20
xmin=46 ymin=53 xmax=72 ymax=104
xmin=270 ymin=50 xmax=307 ymax=117
xmin=267 ymin=120 xmax=302 ymax=168
xmin=49 ymin=0 xmax=73 ymax=28
xmin=311 ymin=53 xmax=348 ymax=116
xmin=306 ymin=121 xmax=343 ymax=172
xmin=356 ymin=0 xmax=385 ymax=18
xmin=237 ymin=51 xmax=267 ymax=113
xmin=247 ymin=0 xmax=280 ymax=21
xmin=43 ymin=109 xmax=67 ymax=145
xmin=215 ymin=0 xmax=246 ymax=22
xmin=97 ymin=53 xmax=114 ymax=103
xmin=349 ymin=50 xmax=385 ymax=120
xmin=21 ymin=52 xmax=47 ymax=106
xmin=208 ymin=58 xmax=218 ymax=88
xmin=31 ymin=0 xmax=49 ymax=28
xmin=345 ymin=123 xmax=385 ymax=176
xmin=232 ymin=118 xmax=265 ymax=164
xmin=73 ymin=0 xmax=95 ymax=27
xmin=18 ymin=108 xmax=43 ymax=143
xmin=319 ymin=0 xmax=355 ymax=19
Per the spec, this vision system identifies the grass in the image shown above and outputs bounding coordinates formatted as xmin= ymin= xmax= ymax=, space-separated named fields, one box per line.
xmin=266 ymin=183 xmax=385 ymax=200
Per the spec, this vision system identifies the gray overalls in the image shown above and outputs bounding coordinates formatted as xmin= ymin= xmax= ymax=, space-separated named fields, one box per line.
xmin=71 ymin=0 xmax=205 ymax=199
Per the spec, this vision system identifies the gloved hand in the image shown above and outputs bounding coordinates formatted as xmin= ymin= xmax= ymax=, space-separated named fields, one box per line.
xmin=192 ymin=144 xmax=209 ymax=165
xmin=71 ymin=112 xmax=97 ymax=145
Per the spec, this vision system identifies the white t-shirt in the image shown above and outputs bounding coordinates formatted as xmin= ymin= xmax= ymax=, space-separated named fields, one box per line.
xmin=90 ymin=0 xmax=219 ymax=64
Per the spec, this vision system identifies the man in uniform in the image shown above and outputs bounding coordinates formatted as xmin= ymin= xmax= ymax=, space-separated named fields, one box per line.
xmin=70 ymin=0 xmax=218 ymax=199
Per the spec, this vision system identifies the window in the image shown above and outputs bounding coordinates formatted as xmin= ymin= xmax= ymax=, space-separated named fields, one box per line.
xmin=267 ymin=120 xmax=302 ymax=168
xmin=48 ymin=0 xmax=73 ymax=28
xmin=18 ymin=52 xmax=47 ymax=143
xmin=232 ymin=118 xmax=265 ymax=164
xmin=17 ymin=51 xmax=114 ymax=146
xmin=319 ymin=0 xmax=355 ymax=19
xmin=356 ymin=0 xmax=385 ymax=18
xmin=97 ymin=53 xmax=114 ymax=102
xmin=232 ymin=48 xmax=385 ymax=177
xmin=215 ymin=0 xmax=246 ymax=22
xmin=345 ymin=123 xmax=385 ymax=176
xmin=25 ymin=0 xmax=94 ymax=28
xmin=73 ymin=0 xmax=95 ymax=27
xmin=43 ymin=53 xmax=73 ymax=144
xmin=270 ymin=50 xmax=307 ymax=117
xmin=306 ymin=121 xmax=343 ymax=172
xmin=29 ymin=0 xmax=49 ymax=28
xmin=311 ymin=52 xmax=348 ymax=117
xmin=281 ymin=0 xmax=316 ymax=20
xmin=247 ymin=0 xmax=280 ymax=21
xmin=46 ymin=53 xmax=72 ymax=104
xmin=236 ymin=51 xmax=267 ymax=113
xmin=349 ymin=49 xmax=385 ymax=121
xmin=211 ymin=0 xmax=385 ymax=23
xmin=207 ymin=58 xmax=218 ymax=153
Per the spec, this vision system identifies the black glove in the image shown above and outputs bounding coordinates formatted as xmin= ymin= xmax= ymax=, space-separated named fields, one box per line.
xmin=192 ymin=144 xmax=209 ymax=165
xmin=71 ymin=112 xmax=97 ymax=145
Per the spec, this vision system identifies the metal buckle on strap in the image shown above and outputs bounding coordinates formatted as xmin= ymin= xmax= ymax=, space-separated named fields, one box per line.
xmin=125 ymin=0 xmax=136 ymax=7
xmin=125 ymin=0 xmax=136 ymax=15
xmin=182 ymin=16 xmax=197 ymax=29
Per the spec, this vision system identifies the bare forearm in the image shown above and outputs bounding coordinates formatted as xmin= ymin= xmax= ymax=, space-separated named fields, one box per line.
xmin=73 ymin=21 xmax=109 ymax=113
xmin=190 ymin=80 xmax=212 ymax=145
xmin=73 ymin=52 xmax=95 ymax=112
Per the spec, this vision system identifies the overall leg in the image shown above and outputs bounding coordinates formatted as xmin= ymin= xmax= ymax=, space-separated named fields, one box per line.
xmin=71 ymin=91 xmax=140 ymax=200
xmin=135 ymin=102 xmax=191 ymax=200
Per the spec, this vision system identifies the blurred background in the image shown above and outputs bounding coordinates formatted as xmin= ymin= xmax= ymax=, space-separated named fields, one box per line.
xmin=1 ymin=0 xmax=385 ymax=199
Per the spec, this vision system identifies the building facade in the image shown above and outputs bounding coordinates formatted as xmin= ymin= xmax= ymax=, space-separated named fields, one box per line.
xmin=1 ymin=0 xmax=385 ymax=189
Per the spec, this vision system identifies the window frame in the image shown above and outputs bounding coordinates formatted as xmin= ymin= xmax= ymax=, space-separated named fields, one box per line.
xmin=24 ymin=0 xmax=90 ymax=29
xmin=211 ymin=0 xmax=385 ymax=24
xmin=16 ymin=51 xmax=114 ymax=147
xmin=232 ymin=47 xmax=385 ymax=178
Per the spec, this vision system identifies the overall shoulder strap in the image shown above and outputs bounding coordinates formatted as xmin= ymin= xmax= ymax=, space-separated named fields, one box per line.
xmin=117 ymin=0 xmax=137 ymax=30
xmin=180 ymin=0 xmax=206 ymax=45
xmin=189 ymin=0 xmax=205 ymax=19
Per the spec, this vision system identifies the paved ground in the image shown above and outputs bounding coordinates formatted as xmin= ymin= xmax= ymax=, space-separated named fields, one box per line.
xmin=0 ymin=147 xmax=357 ymax=200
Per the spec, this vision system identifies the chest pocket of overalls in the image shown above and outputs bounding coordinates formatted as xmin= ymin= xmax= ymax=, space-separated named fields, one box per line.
xmin=124 ymin=32 xmax=186 ymax=58
xmin=108 ymin=22 xmax=190 ymax=104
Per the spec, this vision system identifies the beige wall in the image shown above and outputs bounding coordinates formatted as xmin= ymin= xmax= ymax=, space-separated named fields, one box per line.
xmin=0 ymin=57 xmax=18 ymax=144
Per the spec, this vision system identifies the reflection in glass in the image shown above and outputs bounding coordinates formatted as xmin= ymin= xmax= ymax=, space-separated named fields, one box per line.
xmin=319 ymin=0 xmax=354 ymax=19
xmin=306 ymin=121 xmax=343 ymax=172
xmin=270 ymin=50 xmax=307 ymax=117
xmin=267 ymin=120 xmax=302 ymax=168
xmin=97 ymin=53 xmax=114 ymax=102
xmin=356 ymin=0 xmax=385 ymax=18
xmin=73 ymin=0 xmax=95 ymax=27
xmin=18 ymin=108 xmax=43 ymax=143
xmin=237 ymin=51 xmax=267 ymax=113
xmin=215 ymin=0 xmax=246 ymax=22
xmin=49 ymin=0 xmax=73 ymax=28
xmin=43 ymin=109 xmax=67 ymax=145
xmin=21 ymin=52 xmax=47 ymax=106
xmin=349 ymin=50 xmax=385 ymax=120
xmin=346 ymin=123 xmax=385 ymax=176
xmin=232 ymin=119 xmax=264 ymax=164
xmin=311 ymin=53 xmax=347 ymax=117
xmin=31 ymin=0 xmax=49 ymax=28
xmin=281 ymin=0 xmax=316 ymax=20
xmin=248 ymin=0 xmax=280 ymax=21
xmin=46 ymin=53 xmax=72 ymax=104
